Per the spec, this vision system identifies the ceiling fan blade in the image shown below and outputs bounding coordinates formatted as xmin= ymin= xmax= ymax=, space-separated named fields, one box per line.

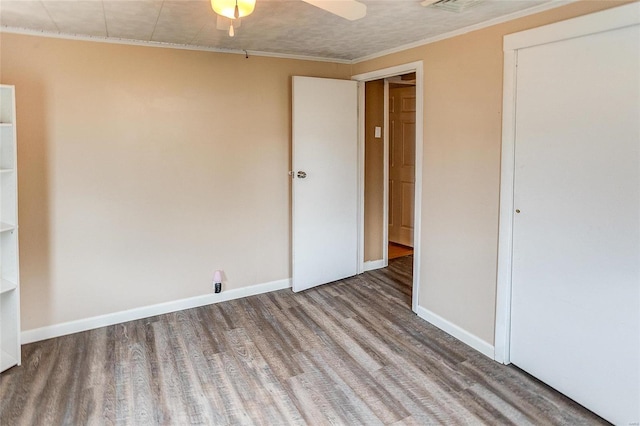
xmin=301 ymin=0 xmax=367 ymax=21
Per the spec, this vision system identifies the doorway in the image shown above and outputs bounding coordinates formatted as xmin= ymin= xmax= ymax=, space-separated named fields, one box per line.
xmin=387 ymin=74 xmax=416 ymax=261
xmin=353 ymin=61 xmax=424 ymax=313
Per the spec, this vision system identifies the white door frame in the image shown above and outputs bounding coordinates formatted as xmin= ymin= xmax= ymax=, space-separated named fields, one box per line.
xmin=352 ymin=61 xmax=424 ymax=313
xmin=494 ymin=2 xmax=640 ymax=364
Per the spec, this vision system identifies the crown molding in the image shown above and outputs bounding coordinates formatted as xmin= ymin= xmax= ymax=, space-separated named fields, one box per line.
xmin=0 ymin=26 xmax=352 ymax=64
xmin=0 ymin=1 xmax=577 ymax=66
xmin=351 ymin=0 xmax=576 ymax=64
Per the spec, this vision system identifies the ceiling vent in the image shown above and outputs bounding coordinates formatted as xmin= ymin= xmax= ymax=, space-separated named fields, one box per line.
xmin=421 ymin=0 xmax=484 ymax=13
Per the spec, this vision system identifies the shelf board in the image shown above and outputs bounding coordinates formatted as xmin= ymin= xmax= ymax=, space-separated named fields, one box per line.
xmin=0 ymin=169 xmax=14 ymax=174
xmin=0 ymin=279 xmax=17 ymax=294
xmin=0 ymin=222 xmax=15 ymax=232
xmin=0 ymin=349 xmax=18 ymax=373
xmin=0 ymin=123 xmax=13 ymax=127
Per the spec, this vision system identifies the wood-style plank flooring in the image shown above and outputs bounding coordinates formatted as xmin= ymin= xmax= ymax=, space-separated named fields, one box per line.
xmin=0 ymin=256 xmax=606 ymax=425
xmin=388 ymin=243 xmax=413 ymax=260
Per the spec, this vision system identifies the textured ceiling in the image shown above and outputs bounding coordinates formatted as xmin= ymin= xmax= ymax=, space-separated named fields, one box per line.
xmin=0 ymin=0 xmax=555 ymax=61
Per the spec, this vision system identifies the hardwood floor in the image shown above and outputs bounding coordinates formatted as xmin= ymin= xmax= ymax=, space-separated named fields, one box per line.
xmin=0 ymin=256 xmax=606 ymax=425
xmin=388 ymin=243 xmax=413 ymax=260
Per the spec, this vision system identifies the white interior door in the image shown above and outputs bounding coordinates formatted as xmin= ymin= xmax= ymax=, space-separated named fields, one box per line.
xmin=510 ymin=24 xmax=640 ymax=425
xmin=388 ymin=85 xmax=415 ymax=247
xmin=292 ymin=76 xmax=358 ymax=292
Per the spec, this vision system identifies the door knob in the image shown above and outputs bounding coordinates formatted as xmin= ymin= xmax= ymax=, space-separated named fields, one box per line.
xmin=297 ymin=171 xmax=307 ymax=179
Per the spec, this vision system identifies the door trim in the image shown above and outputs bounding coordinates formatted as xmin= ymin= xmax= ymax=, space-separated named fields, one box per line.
xmin=383 ymin=78 xmax=390 ymax=269
xmin=357 ymin=81 xmax=366 ymax=275
xmin=352 ymin=61 xmax=424 ymax=313
xmin=494 ymin=2 xmax=640 ymax=364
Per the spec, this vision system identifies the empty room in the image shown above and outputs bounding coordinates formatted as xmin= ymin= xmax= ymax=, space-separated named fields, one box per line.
xmin=0 ymin=0 xmax=638 ymax=424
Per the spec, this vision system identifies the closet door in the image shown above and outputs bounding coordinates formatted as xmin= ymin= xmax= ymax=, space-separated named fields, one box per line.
xmin=510 ymin=24 xmax=639 ymax=425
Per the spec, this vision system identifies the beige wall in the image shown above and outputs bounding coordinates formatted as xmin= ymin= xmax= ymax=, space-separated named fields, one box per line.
xmin=352 ymin=0 xmax=632 ymax=345
xmin=364 ymin=80 xmax=385 ymax=261
xmin=1 ymin=0 xmax=631 ymax=339
xmin=0 ymin=33 xmax=350 ymax=331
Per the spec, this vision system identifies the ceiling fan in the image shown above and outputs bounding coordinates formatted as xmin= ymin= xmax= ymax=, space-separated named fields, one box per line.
xmin=301 ymin=0 xmax=367 ymax=21
xmin=214 ymin=0 xmax=367 ymax=38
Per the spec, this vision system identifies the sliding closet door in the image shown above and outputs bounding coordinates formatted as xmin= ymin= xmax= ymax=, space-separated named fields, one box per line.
xmin=510 ymin=23 xmax=639 ymax=425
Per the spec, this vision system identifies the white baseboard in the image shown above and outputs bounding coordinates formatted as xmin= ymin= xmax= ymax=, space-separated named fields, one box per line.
xmin=416 ymin=305 xmax=495 ymax=359
xmin=363 ymin=259 xmax=386 ymax=272
xmin=21 ymin=278 xmax=292 ymax=344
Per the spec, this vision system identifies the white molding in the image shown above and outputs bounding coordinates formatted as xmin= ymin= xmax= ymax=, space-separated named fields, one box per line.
xmin=21 ymin=278 xmax=291 ymax=344
xmin=494 ymin=48 xmax=518 ymax=365
xmin=382 ymin=79 xmax=390 ymax=270
xmin=363 ymin=259 xmax=386 ymax=272
xmin=504 ymin=1 xmax=640 ymax=51
xmin=417 ymin=306 xmax=495 ymax=359
xmin=0 ymin=26 xmax=352 ymax=64
xmin=352 ymin=61 xmax=423 ymax=82
xmin=411 ymin=63 xmax=424 ymax=314
xmin=352 ymin=1 xmax=575 ymax=64
xmin=357 ymin=81 xmax=366 ymax=275
xmin=494 ymin=2 xmax=640 ymax=365
xmin=352 ymin=60 xmax=423 ymax=315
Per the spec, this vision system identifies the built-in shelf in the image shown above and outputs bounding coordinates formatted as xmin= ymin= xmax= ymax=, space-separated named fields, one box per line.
xmin=0 ymin=279 xmax=17 ymax=294
xmin=0 ymin=84 xmax=20 ymax=374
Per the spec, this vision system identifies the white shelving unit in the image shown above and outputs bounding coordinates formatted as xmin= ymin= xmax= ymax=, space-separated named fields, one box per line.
xmin=0 ymin=84 xmax=20 ymax=373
